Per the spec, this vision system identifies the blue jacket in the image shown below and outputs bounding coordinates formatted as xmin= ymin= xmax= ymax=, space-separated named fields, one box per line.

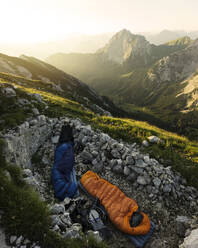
xmin=51 ymin=142 xmax=78 ymax=201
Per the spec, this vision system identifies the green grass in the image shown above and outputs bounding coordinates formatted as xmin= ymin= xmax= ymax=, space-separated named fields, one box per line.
xmin=88 ymin=116 xmax=198 ymax=188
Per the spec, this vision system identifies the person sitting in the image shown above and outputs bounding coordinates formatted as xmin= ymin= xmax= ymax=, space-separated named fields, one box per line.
xmin=51 ymin=124 xmax=79 ymax=201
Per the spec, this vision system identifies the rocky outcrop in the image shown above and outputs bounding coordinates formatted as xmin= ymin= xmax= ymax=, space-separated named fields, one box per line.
xmin=180 ymin=228 xmax=198 ymax=248
xmin=3 ymin=115 xmax=53 ymax=169
xmin=97 ymin=29 xmax=152 ymax=65
xmin=0 ymin=229 xmax=10 ymax=248
xmin=150 ymin=39 xmax=198 ymax=84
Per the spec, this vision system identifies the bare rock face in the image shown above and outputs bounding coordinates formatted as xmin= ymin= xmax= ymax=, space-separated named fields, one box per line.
xmin=0 ymin=229 xmax=9 ymax=248
xmin=98 ymin=29 xmax=152 ymax=65
xmin=1 ymin=87 xmax=16 ymax=97
xmin=179 ymin=229 xmax=198 ymax=248
xmin=3 ymin=116 xmax=55 ymax=168
xmin=151 ymin=39 xmax=198 ymax=84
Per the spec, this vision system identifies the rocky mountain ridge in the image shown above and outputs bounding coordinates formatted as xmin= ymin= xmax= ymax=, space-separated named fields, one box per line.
xmin=46 ymin=29 xmax=192 ymax=75
xmin=143 ymin=29 xmax=198 ymax=45
xmin=97 ymin=29 xmax=152 ymax=66
xmin=150 ymin=39 xmax=198 ymax=84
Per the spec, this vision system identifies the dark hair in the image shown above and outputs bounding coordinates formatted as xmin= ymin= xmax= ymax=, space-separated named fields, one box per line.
xmin=58 ymin=124 xmax=74 ymax=144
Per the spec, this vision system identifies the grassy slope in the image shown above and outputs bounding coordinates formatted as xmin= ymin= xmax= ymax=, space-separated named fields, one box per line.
xmin=0 ymin=72 xmax=198 ymax=247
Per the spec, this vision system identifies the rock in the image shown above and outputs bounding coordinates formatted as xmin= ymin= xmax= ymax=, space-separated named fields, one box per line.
xmin=4 ymin=170 xmax=11 ymax=182
xmin=148 ymin=136 xmax=160 ymax=143
xmin=23 ymin=239 xmax=31 ymax=245
xmin=150 ymin=239 xmax=167 ymax=248
xmin=33 ymin=93 xmax=43 ymax=102
xmin=0 ymin=230 xmax=9 ymax=248
xmin=24 ymin=177 xmax=39 ymax=191
xmin=176 ymin=216 xmax=191 ymax=237
xmin=137 ymin=176 xmax=147 ymax=185
xmin=125 ymin=155 xmax=135 ymax=165
xmin=60 ymin=213 xmax=72 ymax=226
xmin=16 ymin=236 xmax=23 ymax=246
xmin=63 ymin=226 xmax=81 ymax=239
xmin=29 ymin=119 xmax=38 ymax=126
xmin=100 ymin=133 xmax=110 ymax=144
xmin=37 ymin=115 xmax=46 ymax=125
xmin=101 ymin=143 xmax=108 ymax=150
xmin=111 ymin=149 xmax=120 ymax=159
xmin=51 ymin=215 xmax=62 ymax=227
xmin=135 ymin=159 xmax=148 ymax=168
xmin=126 ymin=173 xmax=137 ymax=182
xmin=51 ymin=204 xmax=65 ymax=215
xmin=2 ymin=87 xmax=16 ymax=97
xmin=80 ymin=151 xmax=93 ymax=162
xmin=153 ymin=177 xmax=161 ymax=188
xmin=113 ymin=165 xmax=123 ymax=174
xmin=124 ymin=166 xmax=130 ymax=176
xmin=93 ymin=162 xmax=103 ymax=173
xmin=71 ymin=223 xmax=82 ymax=232
xmin=109 ymin=159 xmax=117 ymax=169
xmin=52 ymin=225 xmax=60 ymax=232
xmin=117 ymin=159 xmax=123 ymax=166
xmin=142 ymin=140 xmax=149 ymax=147
xmin=143 ymin=155 xmax=150 ymax=164
xmin=130 ymin=166 xmax=144 ymax=175
xmin=63 ymin=197 xmax=71 ymax=206
xmin=87 ymin=230 xmax=103 ymax=242
xmin=163 ymin=184 xmax=172 ymax=193
xmin=18 ymin=98 xmax=30 ymax=106
xmin=179 ymin=228 xmax=198 ymax=248
xmin=10 ymin=235 xmax=17 ymax=244
xmin=22 ymin=169 xmax=33 ymax=178
xmin=144 ymin=173 xmax=151 ymax=184
xmin=116 ymin=143 xmax=124 ymax=152
xmin=32 ymin=108 xmax=40 ymax=116
xmin=91 ymin=150 xmax=99 ymax=157
xmin=51 ymin=136 xmax=59 ymax=144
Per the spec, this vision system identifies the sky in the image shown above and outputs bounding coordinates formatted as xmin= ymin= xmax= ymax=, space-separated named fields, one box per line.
xmin=1 ymin=0 xmax=198 ymax=43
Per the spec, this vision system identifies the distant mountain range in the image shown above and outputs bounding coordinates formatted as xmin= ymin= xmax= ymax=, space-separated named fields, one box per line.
xmin=0 ymin=30 xmax=197 ymax=60
xmin=46 ymin=29 xmax=198 ymax=138
xmin=142 ymin=29 xmax=198 ymax=45
xmin=0 ymin=33 xmax=113 ymax=59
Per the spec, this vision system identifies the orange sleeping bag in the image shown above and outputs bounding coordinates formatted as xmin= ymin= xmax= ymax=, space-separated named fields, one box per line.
xmin=80 ymin=170 xmax=151 ymax=235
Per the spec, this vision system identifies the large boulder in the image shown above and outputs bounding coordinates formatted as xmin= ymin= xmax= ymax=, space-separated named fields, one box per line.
xmin=0 ymin=229 xmax=9 ymax=248
xmin=179 ymin=229 xmax=198 ymax=248
xmin=148 ymin=136 xmax=160 ymax=143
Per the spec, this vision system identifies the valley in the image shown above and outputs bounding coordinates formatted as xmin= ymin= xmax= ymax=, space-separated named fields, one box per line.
xmin=46 ymin=30 xmax=198 ymax=140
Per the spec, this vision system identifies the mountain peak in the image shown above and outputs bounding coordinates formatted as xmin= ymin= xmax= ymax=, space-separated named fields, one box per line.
xmin=98 ymin=29 xmax=150 ymax=64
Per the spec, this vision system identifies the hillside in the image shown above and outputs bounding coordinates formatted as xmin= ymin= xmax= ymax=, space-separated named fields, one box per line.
xmin=0 ymin=53 xmax=124 ymax=117
xmin=0 ymin=69 xmax=198 ymax=248
xmin=46 ymin=30 xmax=198 ymax=138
